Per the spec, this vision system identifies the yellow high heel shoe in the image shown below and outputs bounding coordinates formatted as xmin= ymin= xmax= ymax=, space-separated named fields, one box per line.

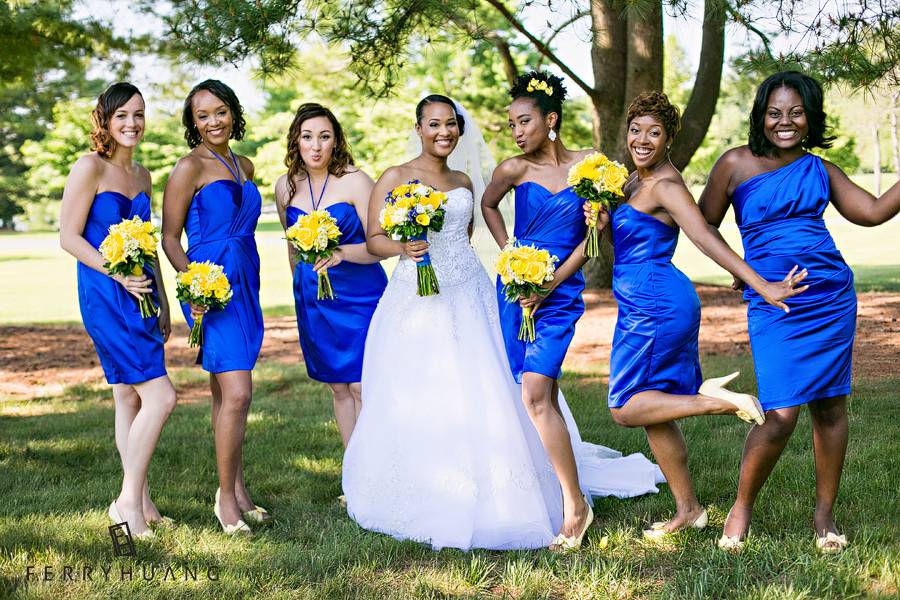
xmin=643 ymin=508 xmax=708 ymax=540
xmin=108 ymin=500 xmax=156 ymax=540
xmin=816 ymin=531 xmax=848 ymax=554
xmin=214 ymin=489 xmax=252 ymax=535
xmin=549 ymin=497 xmax=594 ymax=552
xmin=699 ymin=372 xmax=765 ymax=425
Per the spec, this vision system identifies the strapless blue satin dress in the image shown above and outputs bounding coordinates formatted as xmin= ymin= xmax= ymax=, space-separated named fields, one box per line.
xmin=607 ymin=204 xmax=702 ymax=408
xmin=286 ymin=202 xmax=387 ymax=383
xmin=496 ymin=182 xmax=586 ymax=382
xmin=180 ymin=179 xmax=264 ymax=373
xmin=732 ymin=153 xmax=856 ymax=410
xmin=77 ymin=191 xmax=166 ymax=384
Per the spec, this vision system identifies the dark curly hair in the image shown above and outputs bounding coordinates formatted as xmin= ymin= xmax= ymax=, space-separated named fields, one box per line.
xmin=284 ymin=103 xmax=356 ymax=201
xmin=415 ymin=94 xmax=465 ymax=135
xmin=626 ymin=91 xmax=681 ymax=143
xmin=748 ymin=71 xmax=835 ymax=156
xmin=509 ymin=70 xmax=568 ymax=130
xmin=181 ymin=80 xmax=246 ymax=148
xmin=90 ymin=82 xmax=143 ymax=158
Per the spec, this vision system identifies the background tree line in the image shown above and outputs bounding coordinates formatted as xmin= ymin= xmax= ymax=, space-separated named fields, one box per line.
xmin=2 ymin=0 xmax=898 ymax=285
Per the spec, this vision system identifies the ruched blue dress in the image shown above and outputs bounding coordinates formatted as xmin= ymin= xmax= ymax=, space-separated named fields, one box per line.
xmin=179 ymin=151 xmax=264 ymax=373
xmin=496 ymin=182 xmax=586 ymax=382
xmin=732 ymin=153 xmax=856 ymax=410
xmin=77 ymin=191 xmax=167 ymax=384
xmin=607 ymin=204 xmax=702 ymax=408
xmin=286 ymin=202 xmax=387 ymax=382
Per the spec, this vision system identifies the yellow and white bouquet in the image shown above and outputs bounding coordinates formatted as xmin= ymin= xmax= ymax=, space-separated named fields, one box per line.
xmin=285 ymin=209 xmax=342 ymax=300
xmin=99 ymin=215 xmax=160 ymax=318
xmin=496 ymin=240 xmax=559 ymax=342
xmin=175 ymin=261 xmax=233 ymax=347
xmin=379 ymin=179 xmax=447 ymax=296
xmin=567 ymin=152 xmax=628 ymax=258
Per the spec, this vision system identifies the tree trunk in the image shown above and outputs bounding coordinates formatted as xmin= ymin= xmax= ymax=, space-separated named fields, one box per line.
xmin=670 ymin=0 xmax=726 ymax=170
xmin=589 ymin=0 xmax=627 ymax=162
xmin=873 ymin=124 xmax=881 ymax=195
xmin=624 ymin=1 xmax=663 ymax=103
xmin=891 ymin=91 xmax=900 ymax=177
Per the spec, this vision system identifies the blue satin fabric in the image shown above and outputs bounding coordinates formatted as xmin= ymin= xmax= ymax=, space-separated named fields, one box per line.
xmin=607 ymin=204 xmax=702 ymax=407
xmin=180 ymin=180 xmax=264 ymax=373
xmin=76 ymin=191 xmax=166 ymax=384
xmin=286 ymin=202 xmax=387 ymax=383
xmin=496 ymin=182 xmax=586 ymax=382
xmin=732 ymin=153 xmax=856 ymax=410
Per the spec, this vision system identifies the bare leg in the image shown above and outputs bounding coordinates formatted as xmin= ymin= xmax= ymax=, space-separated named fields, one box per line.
xmin=808 ymin=396 xmax=849 ymax=544
xmin=520 ymin=372 xmax=589 ymax=541
xmin=643 ymin=422 xmax=705 ymax=531
xmin=611 ymin=389 xmax=739 ymax=428
xmin=211 ymin=370 xmax=253 ymax=526
xmin=114 ymin=376 xmax=177 ymax=535
xmin=723 ymin=406 xmax=801 ymax=538
xmin=349 ymin=382 xmax=362 ymax=422
xmin=329 ymin=383 xmax=357 ymax=448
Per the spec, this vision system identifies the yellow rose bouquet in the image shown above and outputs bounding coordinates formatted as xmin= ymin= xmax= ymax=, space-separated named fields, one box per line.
xmin=99 ymin=216 xmax=160 ymax=318
xmin=567 ymin=152 xmax=628 ymax=258
xmin=285 ymin=209 xmax=342 ymax=300
xmin=379 ymin=179 xmax=447 ymax=296
xmin=496 ymin=240 xmax=559 ymax=342
xmin=175 ymin=261 xmax=233 ymax=347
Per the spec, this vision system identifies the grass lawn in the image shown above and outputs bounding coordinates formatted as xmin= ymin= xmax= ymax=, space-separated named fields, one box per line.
xmin=1 ymin=357 xmax=898 ymax=599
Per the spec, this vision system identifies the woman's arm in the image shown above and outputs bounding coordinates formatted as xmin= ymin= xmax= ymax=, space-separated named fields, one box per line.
xmin=481 ymin=159 xmax=522 ymax=248
xmin=661 ymin=180 xmax=808 ymax=312
xmin=161 ymin=156 xmax=200 ymax=273
xmin=824 ymin=161 xmax=900 ymax=226
xmin=274 ymin=174 xmax=299 ymax=272
xmin=333 ymin=170 xmax=383 ymax=265
xmin=697 ymin=149 xmax=739 ymax=227
xmin=59 ymin=155 xmax=151 ymax=301
xmin=365 ymin=167 xmax=428 ymax=262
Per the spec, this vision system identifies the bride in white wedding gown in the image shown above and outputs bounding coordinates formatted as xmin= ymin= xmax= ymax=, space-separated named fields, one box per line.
xmin=342 ymin=95 xmax=663 ymax=551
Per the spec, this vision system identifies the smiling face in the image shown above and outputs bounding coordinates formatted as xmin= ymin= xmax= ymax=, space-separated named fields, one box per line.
xmin=191 ymin=89 xmax=234 ymax=147
xmin=108 ymin=93 xmax=145 ymax=150
xmin=297 ymin=115 xmax=335 ymax=170
xmin=508 ymin=97 xmax=556 ymax=154
xmin=416 ymin=102 xmax=460 ymax=158
xmin=763 ymin=85 xmax=809 ymax=152
xmin=627 ymin=115 xmax=668 ymax=169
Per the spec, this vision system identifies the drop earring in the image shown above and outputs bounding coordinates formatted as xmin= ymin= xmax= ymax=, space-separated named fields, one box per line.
xmin=548 ymin=129 xmax=557 ymax=142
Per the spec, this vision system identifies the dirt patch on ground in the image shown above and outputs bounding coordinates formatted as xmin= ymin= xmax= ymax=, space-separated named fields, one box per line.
xmin=2 ymin=285 xmax=898 ymax=399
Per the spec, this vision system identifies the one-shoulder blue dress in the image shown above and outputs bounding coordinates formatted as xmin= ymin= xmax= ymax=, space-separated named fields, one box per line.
xmin=607 ymin=204 xmax=702 ymax=408
xmin=496 ymin=182 xmax=586 ymax=382
xmin=732 ymin=153 xmax=856 ymax=410
xmin=180 ymin=155 xmax=264 ymax=373
xmin=286 ymin=202 xmax=387 ymax=383
xmin=77 ymin=191 xmax=167 ymax=385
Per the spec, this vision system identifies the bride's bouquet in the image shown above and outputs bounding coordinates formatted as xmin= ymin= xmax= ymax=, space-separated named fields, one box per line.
xmin=99 ymin=215 xmax=160 ymax=318
xmin=285 ymin=209 xmax=342 ymax=300
xmin=175 ymin=261 xmax=233 ymax=347
xmin=379 ymin=180 xmax=448 ymax=296
xmin=567 ymin=152 xmax=628 ymax=258
xmin=496 ymin=240 xmax=558 ymax=342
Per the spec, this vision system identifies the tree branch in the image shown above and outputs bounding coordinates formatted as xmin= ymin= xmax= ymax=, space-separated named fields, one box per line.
xmin=536 ymin=9 xmax=590 ymax=69
xmin=482 ymin=0 xmax=597 ymax=99
xmin=724 ymin=2 xmax=774 ymax=60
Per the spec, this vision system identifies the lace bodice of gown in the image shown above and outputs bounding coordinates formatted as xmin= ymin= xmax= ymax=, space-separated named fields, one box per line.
xmin=390 ymin=187 xmax=483 ymax=287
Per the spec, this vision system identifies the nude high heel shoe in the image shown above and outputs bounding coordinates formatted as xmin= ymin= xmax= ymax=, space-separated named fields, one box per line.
xmin=699 ymin=372 xmax=765 ymax=425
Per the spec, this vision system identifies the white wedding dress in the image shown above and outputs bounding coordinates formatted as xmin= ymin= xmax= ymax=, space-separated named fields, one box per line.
xmin=342 ymin=187 xmax=664 ymax=551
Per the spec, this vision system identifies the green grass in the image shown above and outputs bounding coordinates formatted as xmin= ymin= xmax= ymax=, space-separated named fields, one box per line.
xmin=1 ymin=356 xmax=898 ymax=599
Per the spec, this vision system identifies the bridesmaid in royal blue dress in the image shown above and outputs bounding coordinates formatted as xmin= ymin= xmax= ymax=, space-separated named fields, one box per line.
xmin=162 ymin=80 xmax=267 ymax=534
xmin=481 ymin=71 xmax=596 ymax=551
xmin=583 ymin=92 xmax=806 ymax=540
xmin=60 ymin=82 xmax=177 ymax=539
xmin=699 ymin=71 xmax=900 ymax=553
xmin=275 ymin=103 xmax=386 ymax=450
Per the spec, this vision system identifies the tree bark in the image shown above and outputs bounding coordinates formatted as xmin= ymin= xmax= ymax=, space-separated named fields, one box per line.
xmin=624 ymin=1 xmax=663 ymax=104
xmin=589 ymin=0 xmax=627 ymax=162
xmin=670 ymin=0 xmax=726 ymax=171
